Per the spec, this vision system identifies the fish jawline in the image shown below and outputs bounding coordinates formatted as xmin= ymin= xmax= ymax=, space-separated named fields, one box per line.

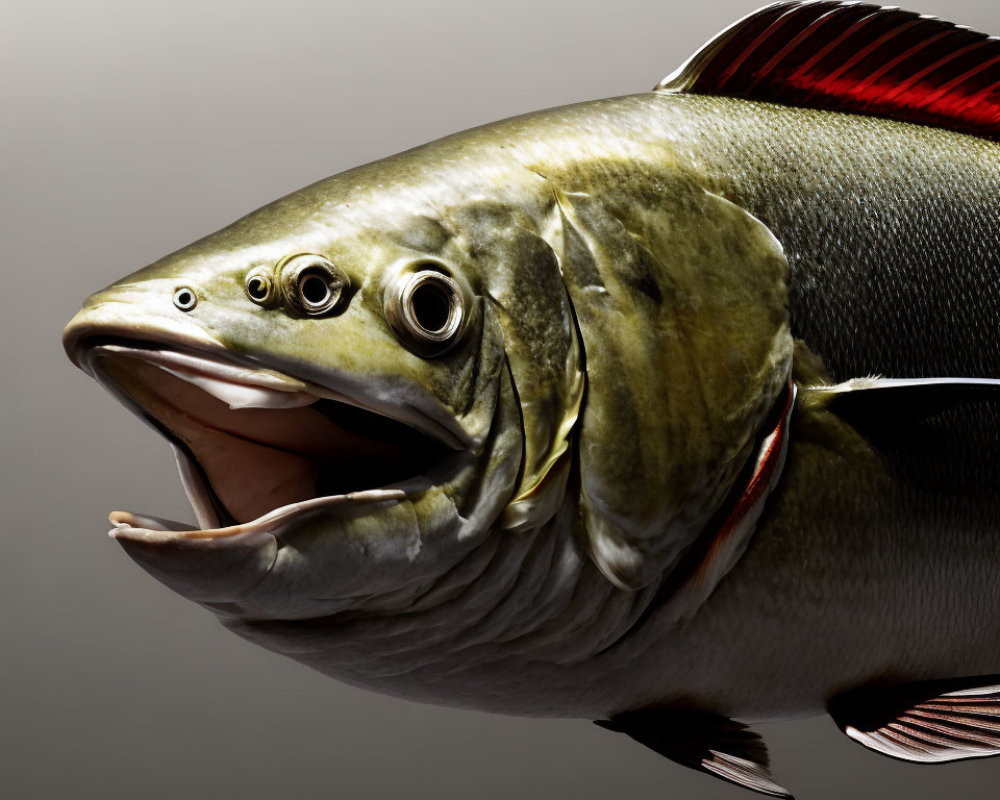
xmin=108 ymin=486 xmax=410 ymax=542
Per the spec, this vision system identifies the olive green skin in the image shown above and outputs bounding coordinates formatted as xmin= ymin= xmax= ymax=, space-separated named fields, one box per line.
xmin=66 ymin=92 xmax=1000 ymax=721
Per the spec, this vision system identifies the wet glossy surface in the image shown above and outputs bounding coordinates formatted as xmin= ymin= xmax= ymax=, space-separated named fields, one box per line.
xmin=11 ymin=0 xmax=1000 ymax=798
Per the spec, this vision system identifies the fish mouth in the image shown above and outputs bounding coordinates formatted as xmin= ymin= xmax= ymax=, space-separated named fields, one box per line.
xmin=71 ymin=337 xmax=458 ymax=538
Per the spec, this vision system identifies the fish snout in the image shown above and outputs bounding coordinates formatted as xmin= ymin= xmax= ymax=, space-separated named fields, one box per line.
xmin=63 ymin=282 xmax=226 ymax=373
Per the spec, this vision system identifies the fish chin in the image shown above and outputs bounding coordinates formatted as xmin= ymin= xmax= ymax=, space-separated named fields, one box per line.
xmin=104 ymin=488 xmax=424 ymax=617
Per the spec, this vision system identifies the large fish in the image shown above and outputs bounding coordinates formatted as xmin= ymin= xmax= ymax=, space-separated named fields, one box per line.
xmin=62 ymin=2 xmax=1000 ymax=796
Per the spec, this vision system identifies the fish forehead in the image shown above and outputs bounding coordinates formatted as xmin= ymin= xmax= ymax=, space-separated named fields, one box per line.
xmin=95 ymin=88 xmax=1000 ymax=294
xmin=135 ymin=95 xmax=678 ymax=264
xmin=103 ymin=92 xmax=747 ymax=299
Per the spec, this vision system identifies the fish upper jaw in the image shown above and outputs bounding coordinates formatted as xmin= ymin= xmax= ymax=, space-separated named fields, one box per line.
xmin=65 ymin=276 xmax=479 ymax=451
xmin=63 ymin=296 xmax=227 ymax=376
xmin=63 ymin=298 xmax=474 ymax=450
xmin=62 ymin=300 xmax=477 ymax=540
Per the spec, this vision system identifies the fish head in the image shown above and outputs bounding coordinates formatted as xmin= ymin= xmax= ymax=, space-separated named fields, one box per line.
xmin=62 ymin=168 xmax=527 ymax=621
xmin=63 ymin=115 xmax=793 ymax=709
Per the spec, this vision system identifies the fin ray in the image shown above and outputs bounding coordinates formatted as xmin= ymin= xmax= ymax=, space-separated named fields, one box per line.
xmin=802 ymin=376 xmax=1000 ymax=417
xmin=597 ymin=710 xmax=793 ymax=797
xmin=831 ymin=678 xmax=1000 ymax=763
xmin=658 ymin=1 xmax=1000 ymax=140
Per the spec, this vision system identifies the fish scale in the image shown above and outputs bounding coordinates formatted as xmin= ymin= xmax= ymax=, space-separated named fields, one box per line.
xmin=62 ymin=2 xmax=1000 ymax=797
xmin=677 ymin=97 xmax=1000 ymax=380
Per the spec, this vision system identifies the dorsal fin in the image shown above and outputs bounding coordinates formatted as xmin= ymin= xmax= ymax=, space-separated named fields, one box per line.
xmin=657 ymin=1 xmax=1000 ymax=140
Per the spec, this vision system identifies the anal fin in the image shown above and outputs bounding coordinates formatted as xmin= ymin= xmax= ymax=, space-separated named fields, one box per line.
xmin=596 ymin=709 xmax=793 ymax=797
xmin=829 ymin=676 xmax=1000 ymax=763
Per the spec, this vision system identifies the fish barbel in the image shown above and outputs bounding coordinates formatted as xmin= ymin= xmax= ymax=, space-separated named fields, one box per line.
xmin=62 ymin=2 xmax=1000 ymax=795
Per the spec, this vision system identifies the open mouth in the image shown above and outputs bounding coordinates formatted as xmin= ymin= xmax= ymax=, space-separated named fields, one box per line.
xmin=80 ymin=341 xmax=454 ymax=534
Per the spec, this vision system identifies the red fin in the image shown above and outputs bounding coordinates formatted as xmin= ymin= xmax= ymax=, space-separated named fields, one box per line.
xmin=657 ymin=1 xmax=1000 ymax=139
xmin=830 ymin=677 xmax=1000 ymax=763
xmin=597 ymin=710 xmax=793 ymax=797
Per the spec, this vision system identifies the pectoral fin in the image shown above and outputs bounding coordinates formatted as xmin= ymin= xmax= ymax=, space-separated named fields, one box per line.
xmin=829 ymin=677 xmax=1000 ymax=763
xmin=803 ymin=376 xmax=1000 ymax=417
xmin=596 ymin=709 xmax=793 ymax=798
xmin=801 ymin=376 xmax=1000 ymax=495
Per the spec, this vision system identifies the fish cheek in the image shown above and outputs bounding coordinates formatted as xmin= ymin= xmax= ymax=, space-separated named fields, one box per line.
xmin=455 ymin=208 xmax=584 ymax=518
xmin=220 ymin=369 xmax=524 ymax=622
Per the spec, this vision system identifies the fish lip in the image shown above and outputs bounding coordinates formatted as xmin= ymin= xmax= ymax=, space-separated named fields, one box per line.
xmin=64 ymin=307 xmax=472 ymax=451
xmin=108 ymin=487 xmax=410 ymax=542
xmin=63 ymin=300 xmax=224 ymax=378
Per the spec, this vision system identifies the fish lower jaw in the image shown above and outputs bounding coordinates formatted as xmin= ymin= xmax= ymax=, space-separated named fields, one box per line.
xmin=108 ymin=485 xmax=412 ymax=542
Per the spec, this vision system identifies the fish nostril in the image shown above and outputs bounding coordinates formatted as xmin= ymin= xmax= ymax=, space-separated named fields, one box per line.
xmin=247 ymin=276 xmax=270 ymax=302
xmin=278 ymin=254 xmax=347 ymax=316
xmin=245 ymin=267 xmax=277 ymax=307
xmin=172 ymin=287 xmax=198 ymax=312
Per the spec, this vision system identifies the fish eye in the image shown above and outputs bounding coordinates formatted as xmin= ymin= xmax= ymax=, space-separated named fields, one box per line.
xmin=172 ymin=287 xmax=198 ymax=311
xmin=244 ymin=268 xmax=275 ymax=306
xmin=384 ymin=267 xmax=467 ymax=357
xmin=279 ymin=254 xmax=348 ymax=316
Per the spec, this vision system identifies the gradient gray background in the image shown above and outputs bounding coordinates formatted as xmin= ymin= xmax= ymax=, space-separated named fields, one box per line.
xmin=4 ymin=1 xmax=999 ymax=797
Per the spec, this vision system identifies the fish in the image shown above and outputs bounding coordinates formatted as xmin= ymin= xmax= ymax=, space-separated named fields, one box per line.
xmin=61 ymin=1 xmax=1000 ymax=796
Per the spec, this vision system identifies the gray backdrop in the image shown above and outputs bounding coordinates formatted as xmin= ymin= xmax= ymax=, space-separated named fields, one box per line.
xmin=4 ymin=1 xmax=999 ymax=798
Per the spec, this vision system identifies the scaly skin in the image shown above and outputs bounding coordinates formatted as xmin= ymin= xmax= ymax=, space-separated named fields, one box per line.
xmin=64 ymin=92 xmax=1000 ymax=722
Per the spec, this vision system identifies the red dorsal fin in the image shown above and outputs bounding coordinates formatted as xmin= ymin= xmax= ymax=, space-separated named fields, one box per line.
xmin=657 ymin=1 xmax=1000 ymax=139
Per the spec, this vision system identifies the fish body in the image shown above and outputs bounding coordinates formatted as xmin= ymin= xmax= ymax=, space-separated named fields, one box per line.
xmin=63 ymin=2 xmax=1000 ymax=795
